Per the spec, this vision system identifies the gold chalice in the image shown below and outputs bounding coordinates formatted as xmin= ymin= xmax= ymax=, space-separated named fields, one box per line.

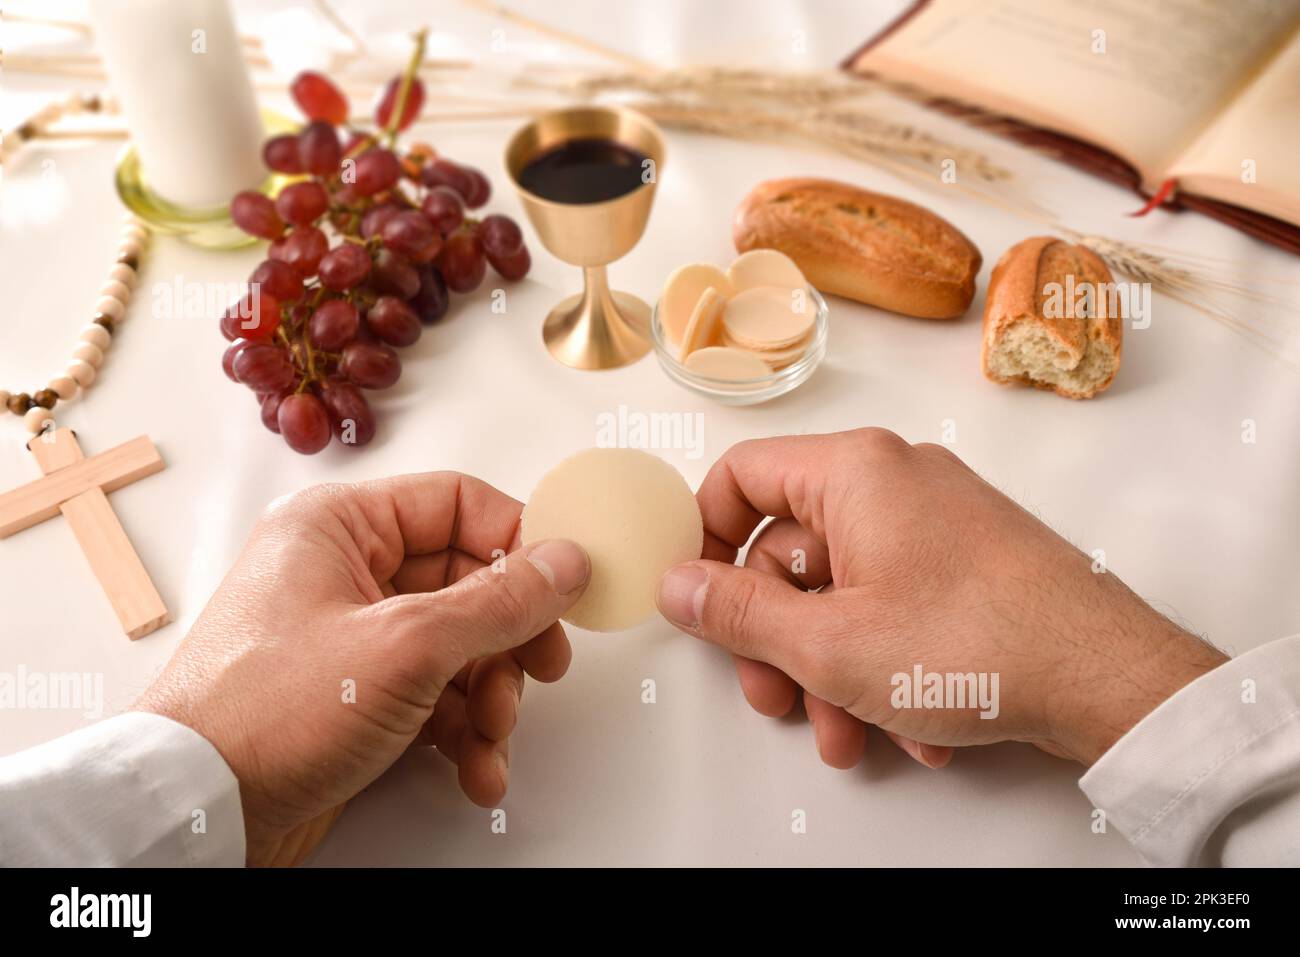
xmin=505 ymin=106 xmax=665 ymax=370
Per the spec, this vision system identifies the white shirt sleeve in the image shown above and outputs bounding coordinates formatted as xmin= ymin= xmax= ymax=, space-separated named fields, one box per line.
xmin=0 ymin=711 xmax=245 ymax=866
xmin=1079 ymin=633 xmax=1300 ymax=867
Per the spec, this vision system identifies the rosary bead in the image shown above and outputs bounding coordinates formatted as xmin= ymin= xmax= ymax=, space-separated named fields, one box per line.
xmin=99 ymin=279 xmax=131 ymax=303
xmin=94 ymin=296 xmax=126 ymax=321
xmin=48 ymin=376 xmax=78 ymax=400
xmin=24 ymin=406 xmax=54 ymax=435
xmin=73 ymin=342 xmax=105 ymax=368
xmin=108 ymin=262 xmax=136 ymax=289
xmin=2 ymin=214 xmax=144 ymax=436
xmin=79 ymin=324 xmax=112 ymax=349
xmin=66 ymin=360 xmax=96 ymax=388
xmin=30 ymin=102 xmax=63 ymax=128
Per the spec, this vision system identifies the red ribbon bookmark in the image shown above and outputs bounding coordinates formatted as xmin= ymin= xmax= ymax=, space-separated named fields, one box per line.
xmin=1127 ymin=177 xmax=1178 ymax=217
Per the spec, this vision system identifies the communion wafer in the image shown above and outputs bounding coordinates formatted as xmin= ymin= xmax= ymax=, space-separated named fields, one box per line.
xmin=726 ymin=248 xmax=807 ymax=292
xmin=721 ymin=329 xmax=812 ymax=366
xmin=521 ymin=448 xmax=703 ymax=632
xmin=683 ymin=346 xmax=773 ymax=381
xmin=659 ymin=263 xmax=733 ymax=345
xmin=678 ymin=286 xmax=727 ymax=358
xmin=722 ymin=286 xmax=816 ymax=349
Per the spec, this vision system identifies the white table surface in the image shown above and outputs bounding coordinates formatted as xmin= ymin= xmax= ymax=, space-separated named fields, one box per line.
xmin=2 ymin=0 xmax=1298 ymax=866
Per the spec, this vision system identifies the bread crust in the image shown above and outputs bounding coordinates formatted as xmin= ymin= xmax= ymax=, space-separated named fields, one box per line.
xmin=981 ymin=236 xmax=1124 ymax=399
xmin=732 ymin=178 xmax=982 ymax=319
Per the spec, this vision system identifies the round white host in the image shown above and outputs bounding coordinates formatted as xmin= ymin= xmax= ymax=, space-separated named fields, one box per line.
xmin=522 ymin=447 xmax=703 ymax=632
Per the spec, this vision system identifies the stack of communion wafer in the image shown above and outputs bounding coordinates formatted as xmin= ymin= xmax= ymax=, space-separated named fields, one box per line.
xmin=659 ymin=249 xmax=817 ymax=381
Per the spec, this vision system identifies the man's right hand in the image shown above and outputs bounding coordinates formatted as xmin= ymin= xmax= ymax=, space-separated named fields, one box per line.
xmin=657 ymin=429 xmax=1226 ymax=769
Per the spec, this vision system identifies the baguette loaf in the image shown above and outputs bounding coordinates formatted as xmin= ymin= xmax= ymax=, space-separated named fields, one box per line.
xmin=981 ymin=236 xmax=1123 ymax=400
xmin=732 ymin=178 xmax=981 ymax=318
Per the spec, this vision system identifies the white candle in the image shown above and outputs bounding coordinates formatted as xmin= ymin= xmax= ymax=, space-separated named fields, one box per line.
xmin=89 ymin=0 xmax=266 ymax=209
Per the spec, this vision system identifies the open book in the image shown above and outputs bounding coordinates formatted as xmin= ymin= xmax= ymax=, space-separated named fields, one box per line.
xmin=844 ymin=0 xmax=1300 ymax=253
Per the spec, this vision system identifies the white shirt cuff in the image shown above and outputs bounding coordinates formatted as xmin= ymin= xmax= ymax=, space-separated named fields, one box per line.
xmin=0 ymin=711 xmax=245 ymax=866
xmin=1079 ymin=633 xmax=1300 ymax=866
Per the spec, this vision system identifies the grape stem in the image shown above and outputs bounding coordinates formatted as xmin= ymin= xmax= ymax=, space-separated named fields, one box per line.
xmin=343 ymin=132 xmax=378 ymax=162
xmin=384 ymin=28 xmax=429 ymax=147
xmin=278 ymin=319 xmax=324 ymax=394
xmin=302 ymin=337 xmax=320 ymax=389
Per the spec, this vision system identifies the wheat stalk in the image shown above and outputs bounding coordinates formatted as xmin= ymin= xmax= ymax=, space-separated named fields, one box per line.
xmin=1069 ymin=233 xmax=1296 ymax=358
xmin=522 ymin=65 xmax=874 ymax=108
xmin=630 ymin=97 xmax=1010 ymax=182
xmin=460 ymin=0 xmax=654 ymax=71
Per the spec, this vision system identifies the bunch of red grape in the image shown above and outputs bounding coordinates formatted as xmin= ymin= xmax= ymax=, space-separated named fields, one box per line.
xmin=222 ymin=66 xmax=532 ymax=454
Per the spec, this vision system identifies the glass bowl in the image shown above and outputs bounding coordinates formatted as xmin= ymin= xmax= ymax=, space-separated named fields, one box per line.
xmin=651 ymin=285 xmax=828 ymax=405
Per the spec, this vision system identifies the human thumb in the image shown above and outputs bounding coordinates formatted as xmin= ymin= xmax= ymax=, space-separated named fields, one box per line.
xmin=657 ymin=560 xmax=833 ymax=688
xmin=377 ymin=539 xmax=589 ymax=674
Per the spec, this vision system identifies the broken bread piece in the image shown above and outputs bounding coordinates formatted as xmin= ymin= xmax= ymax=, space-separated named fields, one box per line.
xmin=981 ymin=236 xmax=1123 ymax=400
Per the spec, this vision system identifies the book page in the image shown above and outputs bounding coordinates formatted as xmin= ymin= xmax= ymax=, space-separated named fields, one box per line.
xmin=1167 ymin=35 xmax=1300 ymax=226
xmin=857 ymin=0 xmax=1300 ymax=187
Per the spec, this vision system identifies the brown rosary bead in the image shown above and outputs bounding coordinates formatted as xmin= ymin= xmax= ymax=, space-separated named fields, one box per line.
xmin=33 ymin=389 xmax=58 ymax=410
xmin=7 ymin=392 xmax=33 ymax=415
xmin=116 ymin=253 xmax=139 ymax=270
xmin=92 ymin=314 xmax=116 ymax=333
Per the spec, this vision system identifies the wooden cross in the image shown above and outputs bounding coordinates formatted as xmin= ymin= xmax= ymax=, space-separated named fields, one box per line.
xmin=0 ymin=428 xmax=170 ymax=640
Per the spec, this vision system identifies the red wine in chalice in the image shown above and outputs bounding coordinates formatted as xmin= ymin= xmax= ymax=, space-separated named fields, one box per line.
xmin=518 ymin=138 xmax=649 ymax=204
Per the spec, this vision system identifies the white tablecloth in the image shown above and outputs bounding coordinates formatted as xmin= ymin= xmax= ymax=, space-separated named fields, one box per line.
xmin=2 ymin=0 xmax=1297 ymax=866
